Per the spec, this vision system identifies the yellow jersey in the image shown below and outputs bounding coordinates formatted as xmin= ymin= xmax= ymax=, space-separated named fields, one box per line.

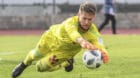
xmin=36 ymin=16 xmax=107 ymax=57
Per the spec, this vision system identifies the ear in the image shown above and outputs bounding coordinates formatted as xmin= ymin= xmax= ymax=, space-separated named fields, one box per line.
xmin=77 ymin=10 xmax=82 ymax=16
xmin=77 ymin=12 xmax=80 ymax=16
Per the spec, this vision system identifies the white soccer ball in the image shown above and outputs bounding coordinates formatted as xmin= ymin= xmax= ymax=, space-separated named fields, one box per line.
xmin=82 ymin=50 xmax=103 ymax=69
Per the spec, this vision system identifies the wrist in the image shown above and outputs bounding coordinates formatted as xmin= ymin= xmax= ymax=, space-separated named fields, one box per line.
xmin=76 ymin=37 xmax=85 ymax=43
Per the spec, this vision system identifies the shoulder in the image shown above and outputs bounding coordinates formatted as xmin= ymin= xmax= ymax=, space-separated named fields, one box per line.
xmin=62 ymin=16 xmax=78 ymax=25
xmin=91 ymin=24 xmax=99 ymax=32
xmin=89 ymin=24 xmax=101 ymax=36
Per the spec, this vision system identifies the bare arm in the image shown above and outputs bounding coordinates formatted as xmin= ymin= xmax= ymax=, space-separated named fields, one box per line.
xmin=76 ymin=37 xmax=97 ymax=50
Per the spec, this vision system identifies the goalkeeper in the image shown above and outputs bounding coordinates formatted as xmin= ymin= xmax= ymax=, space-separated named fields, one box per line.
xmin=12 ymin=1 xmax=109 ymax=78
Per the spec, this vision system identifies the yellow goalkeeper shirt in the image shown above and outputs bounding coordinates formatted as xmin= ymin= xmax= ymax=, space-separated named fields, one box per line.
xmin=37 ymin=16 xmax=107 ymax=56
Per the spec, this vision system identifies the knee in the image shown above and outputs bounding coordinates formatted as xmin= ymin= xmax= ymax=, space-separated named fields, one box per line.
xmin=30 ymin=49 xmax=43 ymax=59
xmin=36 ymin=66 xmax=44 ymax=72
xmin=36 ymin=61 xmax=49 ymax=72
xmin=48 ymin=55 xmax=59 ymax=65
xmin=36 ymin=61 xmax=44 ymax=72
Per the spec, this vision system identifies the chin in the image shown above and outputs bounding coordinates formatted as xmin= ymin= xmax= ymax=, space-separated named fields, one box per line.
xmin=83 ymin=27 xmax=89 ymax=30
xmin=83 ymin=26 xmax=89 ymax=29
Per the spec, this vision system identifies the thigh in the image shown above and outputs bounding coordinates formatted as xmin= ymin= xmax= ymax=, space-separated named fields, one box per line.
xmin=36 ymin=50 xmax=77 ymax=72
xmin=40 ymin=51 xmax=71 ymax=67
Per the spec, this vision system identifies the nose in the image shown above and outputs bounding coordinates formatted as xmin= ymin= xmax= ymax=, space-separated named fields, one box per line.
xmin=85 ymin=19 xmax=89 ymax=25
xmin=85 ymin=19 xmax=90 ymax=25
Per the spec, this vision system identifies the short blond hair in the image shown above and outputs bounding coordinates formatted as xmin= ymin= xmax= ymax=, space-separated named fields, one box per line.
xmin=79 ymin=1 xmax=97 ymax=15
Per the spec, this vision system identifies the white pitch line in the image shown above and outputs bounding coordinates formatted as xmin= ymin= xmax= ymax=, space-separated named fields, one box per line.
xmin=0 ymin=52 xmax=16 ymax=55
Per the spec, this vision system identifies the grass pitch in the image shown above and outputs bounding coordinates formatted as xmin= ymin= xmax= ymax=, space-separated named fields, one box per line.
xmin=0 ymin=35 xmax=140 ymax=78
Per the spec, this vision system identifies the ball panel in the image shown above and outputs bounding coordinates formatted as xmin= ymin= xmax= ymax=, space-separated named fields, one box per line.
xmin=87 ymin=58 xmax=95 ymax=65
xmin=96 ymin=63 xmax=101 ymax=68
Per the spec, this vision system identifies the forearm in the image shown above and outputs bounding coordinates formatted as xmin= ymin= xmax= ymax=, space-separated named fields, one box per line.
xmin=76 ymin=37 xmax=97 ymax=50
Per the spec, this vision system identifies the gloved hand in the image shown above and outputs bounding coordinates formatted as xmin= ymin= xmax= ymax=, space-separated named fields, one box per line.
xmin=100 ymin=50 xmax=109 ymax=64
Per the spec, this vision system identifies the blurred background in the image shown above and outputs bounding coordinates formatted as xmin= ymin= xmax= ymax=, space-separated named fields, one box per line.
xmin=0 ymin=0 xmax=140 ymax=30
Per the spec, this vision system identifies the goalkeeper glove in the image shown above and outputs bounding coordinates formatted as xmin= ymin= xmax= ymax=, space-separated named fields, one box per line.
xmin=100 ymin=50 xmax=109 ymax=64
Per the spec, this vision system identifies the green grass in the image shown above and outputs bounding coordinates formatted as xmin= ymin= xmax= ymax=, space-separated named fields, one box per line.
xmin=0 ymin=35 xmax=140 ymax=78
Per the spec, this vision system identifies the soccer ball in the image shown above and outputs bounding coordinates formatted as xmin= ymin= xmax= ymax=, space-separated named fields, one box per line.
xmin=82 ymin=50 xmax=103 ymax=69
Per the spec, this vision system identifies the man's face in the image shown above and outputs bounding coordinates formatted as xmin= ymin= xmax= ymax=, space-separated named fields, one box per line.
xmin=78 ymin=11 xmax=95 ymax=30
